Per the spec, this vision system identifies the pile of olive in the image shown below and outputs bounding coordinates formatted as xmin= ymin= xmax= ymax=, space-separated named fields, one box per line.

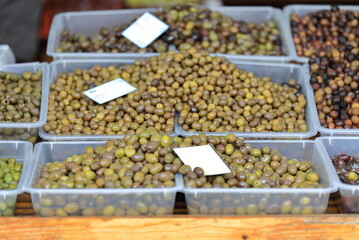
xmin=0 ymin=157 xmax=22 ymax=190
xmin=0 ymin=128 xmax=38 ymax=144
xmin=36 ymin=193 xmax=174 ymax=217
xmin=332 ymin=153 xmax=359 ymax=185
xmin=182 ymin=136 xmax=321 ymax=189
xmin=0 ymin=157 xmax=23 ymax=216
xmin=56 ymin=21 xmax=169 ymax=53
xmin=177 ymin=72 xmax=307 ymax=133
xmin=36 ymin=130 xmax=183 ymax=216
xmin=0 ymin=198 xmax=16 ymax=216
xmin=181 ymin=135 xmax=324 ymax=215
xmin=186 ymin=192 xmax=327 ymax=215
xmin=331 ymin=153 xmax=359 ymax=213
xmin=0 ymin=70 xmax=42 ymax=123
xmin=56 ymin=4 xmax=283 ymax=55
xmin=158 ymin=4 xmax=282 ymax=55
xmin=290 ymin=6 xmax=359 ymax=129
xmin=44 ymin=49 xmax=308 ymax=136
xmin=36 ymin=131 xmax=181 ymax=189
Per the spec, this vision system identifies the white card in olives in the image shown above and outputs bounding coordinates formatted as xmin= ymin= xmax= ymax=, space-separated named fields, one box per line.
xmin=122 ymin=12 xmax=169 ymax=48
xmin=83 ymin=78 xmax=136 ymax=104
xmin=174 ymin=145 xmax=231 ymax=176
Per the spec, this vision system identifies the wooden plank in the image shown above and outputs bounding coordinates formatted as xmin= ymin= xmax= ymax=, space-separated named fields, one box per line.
xmin=0 ymin=215 xmax=358 ymax=240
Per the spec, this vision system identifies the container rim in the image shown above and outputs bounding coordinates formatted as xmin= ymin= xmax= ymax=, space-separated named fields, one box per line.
xmin=46 ymin=6 xmax=291 ymax=59
xmin=282 ymin=5 xmax=359 ymax=135
xmin=182 ymin=139 xmax=337 ymax=194
xmin=176 ymin=61 xmax=317 ymax=139
xmin=0 ymin=140 xmax=33 ymax=196
xmin=41 ymin=59 xmax=317 ymax=140
xmin=0 ymin=62 xmax=49 ymax=129
xmin=24 ymin=141 xmax=183 ymax=194
xmin=26 ymin=140 xmax=338 ymax=195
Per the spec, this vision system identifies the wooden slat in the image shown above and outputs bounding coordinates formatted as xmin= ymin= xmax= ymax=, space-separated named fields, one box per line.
xmin=0 ymin=215 xmax=358 ymax=240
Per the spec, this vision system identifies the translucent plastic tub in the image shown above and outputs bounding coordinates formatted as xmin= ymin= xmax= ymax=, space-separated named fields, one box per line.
xmin=284 ymin=5 xmax=359 ymax=136
xmin=25 ymin=141 xmax=181 ymax=216
xmin=39 ymin=59 xmax=177 ymax=141
xmin=0 ymin=45 xmax=15 ymax=65
xmin=283 ymin=5 xmax=359 ymax=60
xmin=316 ymin=137 xmax=359 ymax=213
xmin=0 ymin=141 xmax=33 ymax=216
xmin=175 ymin=61 xmax=317 ymax=139
xmin=0 ymin=62 xmax=49 ymax=143
xmin=183 ymin=140 xmax=337 ymax=215
xmin=47 ymin=7 xmax=292 ymax=62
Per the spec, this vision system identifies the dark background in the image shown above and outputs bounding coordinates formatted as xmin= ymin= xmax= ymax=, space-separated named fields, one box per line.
xmin=1 ymin=0 xmax=358 ymax=62
xmin=223 ymin=0 xmax=358 ymax=7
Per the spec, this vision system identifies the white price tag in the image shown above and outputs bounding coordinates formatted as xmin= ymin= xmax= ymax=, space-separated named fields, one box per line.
xmin=122 ymin=12 xmax=169 ymax=48
xmin=174 ymin=145 xmax=231 ymax=176
xmin=83 ymin=78 xmax=137 ymax=104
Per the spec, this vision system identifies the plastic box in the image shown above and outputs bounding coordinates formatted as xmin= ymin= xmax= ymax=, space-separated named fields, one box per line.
xmin=25 ymin=141 xmax=181 ymax=216
xmin=0 ymin=141 xmax=33 ymax=216
xmin=47 ymin=7 xmax=292 ymax=62
xmin=283 ymin=5 xmax=359 ymax=60
xmin=183 ymin=140 xmax=337 ymax=215
xmin=176 ymin=61 xmax=317 ymax=139
xmin=39 ymin=59 xmax=177 ymax=141
xmin=0 ymin=62 xmax=49 ymax=143
xmin=284 ymin=5 xmax=359 ymax=136
xmin=316 ymin=137 xmax=359 ymax=213
xmin=0 ymin=45 xmax=15 ymax=65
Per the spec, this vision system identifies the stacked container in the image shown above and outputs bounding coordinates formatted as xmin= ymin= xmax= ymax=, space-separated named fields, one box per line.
xmin=0 ymin=45 xmax=15 ymax=65
xmin=0 ymin=62 xmax=49 ymax=143
xmin=0 ymin=141 xmax=33 ymax=216
xmin=18 ymin=4 xmax=359 ymax=217
xmin=284 ymin=5 xmax=359 ymax=136
xmin=25 ymin=141 xmax=181 ymax=216
xmin=47 ymin=7 xmax=293 ymax=62
xmin=284 ymin=5 xmax=359 ymax=213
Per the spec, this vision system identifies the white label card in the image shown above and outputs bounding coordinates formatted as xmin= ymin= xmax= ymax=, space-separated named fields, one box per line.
xmin=83 ymin=78 xmax=137 ymax=104
xmin=121 ymin=12 xmax=169 ymax=48
xmin=173 ymin=145 xmax=231 ymax=176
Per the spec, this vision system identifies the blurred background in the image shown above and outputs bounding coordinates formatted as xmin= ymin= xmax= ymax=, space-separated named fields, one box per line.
xmin=0 ymin=0 xmax=357 ymax=62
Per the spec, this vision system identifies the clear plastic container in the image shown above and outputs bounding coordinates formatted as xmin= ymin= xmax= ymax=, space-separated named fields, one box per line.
xmin=182 ymin=140 xmax=337 ymax=215
xmin=283 ymin=5 xmax=359 ymax=60
xmin=25 ymin=141 xmax=181 ymax=216
xmin=316 ymin=137 xmax=359 ymax=213
xmin=0 ymin=62 xmax=49 ymax=143
xmin=175 ymin=61 xmax=317 ymax=139
xmin=39 ymin=59 xmax=177 ymax=141
xmin=47 ymin=7 xmax=292 ymax=62
xmin=0 ymin=45 xmax=15 ymax=65
xmin=0 ymin=141 xmax=33 ymax=216
xmin=284 ymin=5 xmax=359 ymax=136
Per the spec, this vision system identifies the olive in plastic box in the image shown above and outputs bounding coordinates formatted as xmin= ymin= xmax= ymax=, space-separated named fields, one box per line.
xmin=0 ymin=45 xmax=15 ymax=65
xmin=316 ymin=137 xmax=359 ymax=213
xmin=175 ymin=61 xmax=317 ymax=139
xmin=0 ymin=141 xmax=32 ymax=216
xmin=0 ymin=62 xmax=49 ymax=143
xmin=39 ymin=59 xmax=177 ymax=141
xmin=283 ymin=5 xmax=359 ymax=136
xmin=46 ymin=7 xmax=292 ymax=62
xmin=283 ymin=4 xmax=359 ymax=60
xmin=25 ymin=141 xmax=181 ymax=217
xmin=182 ymin=140 xmax=337 ymax=215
